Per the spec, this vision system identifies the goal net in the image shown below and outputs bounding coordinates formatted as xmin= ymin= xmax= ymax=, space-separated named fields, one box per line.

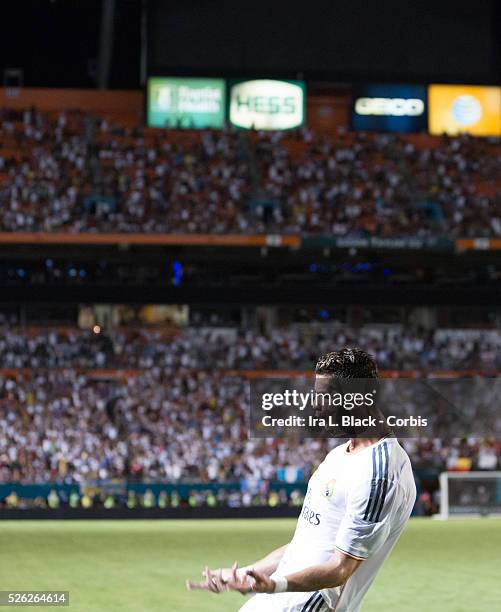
xmin=438 ymin=472 xmax=501 ymax=519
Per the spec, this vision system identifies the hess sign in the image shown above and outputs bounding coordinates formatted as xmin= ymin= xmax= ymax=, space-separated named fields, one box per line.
xmin=229 ymin=79 xmax=305 ymax=130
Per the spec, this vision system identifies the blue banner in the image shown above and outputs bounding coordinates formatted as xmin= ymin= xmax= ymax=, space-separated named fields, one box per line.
xmin=352 ymin=84 xmax=428 ymax=133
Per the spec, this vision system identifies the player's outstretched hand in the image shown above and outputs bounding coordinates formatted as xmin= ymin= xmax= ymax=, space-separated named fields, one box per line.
xmin=186 ymin=563 xmax=252 ymax=594
xmin=227 ymin=567 xmax=274 ymax=595
xmin=186 ymin=566 xmax=225 ymax=593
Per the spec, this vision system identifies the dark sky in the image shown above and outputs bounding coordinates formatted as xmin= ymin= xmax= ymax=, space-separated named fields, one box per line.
xmin=149 ymin=0 xmax=501 ymax=84
xmin=0 ymin=0 xmax=499 ymax=89
xmin=0 ymin=0 xmax=140 ymax=88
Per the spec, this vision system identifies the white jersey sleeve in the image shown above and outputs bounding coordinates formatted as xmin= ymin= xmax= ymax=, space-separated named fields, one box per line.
xmin=335 ymin=440 xmax=394 ymax=560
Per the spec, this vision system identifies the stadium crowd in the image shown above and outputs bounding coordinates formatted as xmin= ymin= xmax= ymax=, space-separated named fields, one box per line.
xmin=256 ymin=128 xmax=501 ymax=237
xmin=0 ymin=368 xmax=326 ymax=484
xmin=0 ymin=107 xmax=500 ymax=513
xmin=0 ymin=368 xmax=499 ymax=487
xmin=0 ymin=108 xmax=250 ymax=234
xmin=0 ymin=108 xmax=499 ymax=236
xmin=0 ymin=324 xmax=500 ymax=371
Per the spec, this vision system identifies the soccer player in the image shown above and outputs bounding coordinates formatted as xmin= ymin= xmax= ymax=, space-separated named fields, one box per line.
xmin=187 ymin=348 xmax=416 ymax=611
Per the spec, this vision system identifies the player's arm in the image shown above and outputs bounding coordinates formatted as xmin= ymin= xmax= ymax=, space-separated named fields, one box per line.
xmin=245 ymin=542 xmax=289 ymax=576
xmin=243 ymin=549 xmax=361 ymax=594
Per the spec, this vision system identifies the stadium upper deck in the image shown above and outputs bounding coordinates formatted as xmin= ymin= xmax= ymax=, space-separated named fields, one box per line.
xmin=0 ymin=106 xmax=499 ymax=238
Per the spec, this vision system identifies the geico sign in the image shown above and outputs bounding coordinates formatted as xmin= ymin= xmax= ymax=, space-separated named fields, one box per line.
xmin=230 ymin=80 xmax=304 ymax=130
xmin=355 ymin=97 xmax=425 ymax=116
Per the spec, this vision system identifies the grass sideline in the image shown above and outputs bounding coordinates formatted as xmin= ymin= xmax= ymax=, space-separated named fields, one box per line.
xmin=0 ymin=518 xmax=500 ymax=611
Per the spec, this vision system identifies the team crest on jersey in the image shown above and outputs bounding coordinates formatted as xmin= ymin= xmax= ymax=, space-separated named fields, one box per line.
xmin=323 ymin=478 xmax=336 ymax=498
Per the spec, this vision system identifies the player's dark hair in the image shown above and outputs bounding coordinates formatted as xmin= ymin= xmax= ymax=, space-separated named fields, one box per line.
xmin=315 ymin=348 xmax=378 ymax=379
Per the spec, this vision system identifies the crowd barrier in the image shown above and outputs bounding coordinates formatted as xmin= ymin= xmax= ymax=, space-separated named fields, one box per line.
xmin=0 ymin=506 xmax=300 ymax=520
xmin=0 ymin=481 xmax=304 ymax=501
xmin=0 ymin=233 xmax=499 ymax=252
xmin=0 ymin=233 xmax=299 ymax=247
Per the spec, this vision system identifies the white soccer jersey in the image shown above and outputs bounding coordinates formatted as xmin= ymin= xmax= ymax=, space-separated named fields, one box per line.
xmin=239 ymin=436 xmax=416 ymax=612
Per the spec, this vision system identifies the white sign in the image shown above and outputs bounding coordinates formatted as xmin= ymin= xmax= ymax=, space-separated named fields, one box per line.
xmin=229 ymin=80 xmax=305 ymax=130
xmin=452 ymin=95 xmax=482 ymax=126
xmin=355 ymin=97 xmax=424 ymax=116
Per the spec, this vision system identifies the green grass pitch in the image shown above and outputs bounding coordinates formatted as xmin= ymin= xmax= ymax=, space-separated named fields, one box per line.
xmin=1 ymin=518 xmax=500 ymax=611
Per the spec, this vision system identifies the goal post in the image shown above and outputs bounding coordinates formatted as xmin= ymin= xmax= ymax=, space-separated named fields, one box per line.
xmin=438 ymin=471 xmax=501 ymax=519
